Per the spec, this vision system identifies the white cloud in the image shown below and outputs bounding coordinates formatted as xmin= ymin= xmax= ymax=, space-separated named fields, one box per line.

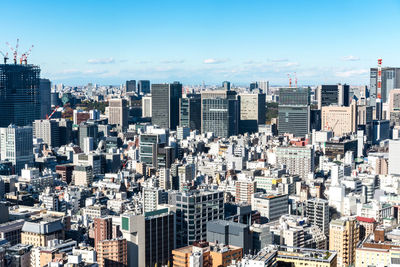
xmin=342 ymin=55 xmax=360 ymax=61
xmin=270 ymin=58 xmax=289 ymax=62
xmin=203 ymin=58 xmax=229 ymax=64
xmin=161 ymin=59 xmax=185 ymax=64
xmin=87 ymin=57 xmax=115 ymax=64
xmin=284 ymin=62 xmax=300 ymax=67
xmin=335 ymin=69 xmax=368 ymax=77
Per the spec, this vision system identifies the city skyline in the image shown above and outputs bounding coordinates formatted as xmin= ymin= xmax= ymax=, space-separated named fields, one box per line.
xmin=2 ymin=0 xmax=400 ymax=85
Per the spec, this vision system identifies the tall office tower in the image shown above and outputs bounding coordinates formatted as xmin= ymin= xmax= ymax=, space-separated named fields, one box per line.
xmin=175 ymin=190 xmax=224 ymax=247
xmin=33 ymin=119 xmax=60 ymax=148
xmin=276 ymin=146 xmax=314 ymax=179
xmin=121 ymin=209 xmax=175 ymax=267
xmin=358 ymin=105 xmax=373 ymax=143
xmin=235 ymin=177 xmax=256 ymax=204
xmin=250 ymin=82 xmax=258 ymax=91
xmin=94 ymin=217 xmax=113 ymax=249
xmin=0 ymin=64 xmax=41 ymax=127
xmin=142 ymin=95 xmax=152 ymax=118
xmin=83 ymin=137 xmax=93 ymax=154
xmin=179 ymin=94 xmax=201 ymax=131
xmin=370 ymin=67 xmax=400 ymax=103
xmin=40 ymin=79 xmax=51 ymax=119
xmin=239 ymin=92 xmax=266 ymax=133
xmin=306 ymin=198 xmax=329 ymax=236
xmin=138 ymin=80 xmax=150 ymax=94
xmin=56 ymin=118 xmax=72 ymax=145
xmin=329 ymin=217 xmax=359 ymax=267
xmin=0 ymin=125 xmax=33 ymax=174
xmin=126 ymin=80 xmax=136 ymax=93
xmin=201 ymin=90 xmax=239 ymax=138
xmin=79 ymin=122 xmax=98 ymax=148
xmin=316 ymin=84 xmax=350 ymax=109
xmin=151 ymin=82 xmax=182 ymax=130
xmin=278 ymin=87 xmax=310 ymax=137
xmin=222 ymin=81 xmax=231 ymax=91
xmin=258 ymin=81 xmax=269 ymax=94
xmin=321 ymin=100 xmax=358 ymax=137
xmin=89 ymin=109 xmax=100 ymax=120
xmin=159 ymin=168 xmax=171 ymax=190
xmin=97 ymin=238 xmax=127 ymax=267
xmin=107 ymin=98 xmax=128 ymax=128
xmin=389 ymin=140 xmax=400 ymax=175
xmin=389 ymin=89 xmax=400 ymax=126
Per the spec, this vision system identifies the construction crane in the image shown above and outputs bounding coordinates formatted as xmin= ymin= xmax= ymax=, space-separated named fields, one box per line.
xmin=6 ymin=39 xmax=19 ymax=64
xmin=20 ymin=45 xmax=34 ymax=65
xmin=46 ymin=105 xmax=59 ymax=120
xmin=294 ymin=72 xmax=298 ymax=88
xmin=287 ymin=74 xmax=292 ymax=87
xmin=0 ymin=51 xmax=8 ymax=64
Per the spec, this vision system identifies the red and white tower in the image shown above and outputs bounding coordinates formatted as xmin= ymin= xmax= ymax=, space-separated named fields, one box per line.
xmin=376 ymin=58 xmax=383 ymax=120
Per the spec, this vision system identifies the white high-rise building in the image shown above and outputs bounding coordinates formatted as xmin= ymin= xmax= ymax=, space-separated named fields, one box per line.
xmin=0 ymin=125 xmax=33 ymax=174
xmin=142 ymin=95 xmax=152 ymax=118
xmin=306 ymin=198 xmax=330 ymax=236
xmin=159 ymin=168 xmax=171 ymax=190
xmin=83 ymin=137 xmax=94 ymax=154
xmin=107 ymin=98 xmax=128 ymax=128
xmin=389 ymin=139 xmax=400 ymax=175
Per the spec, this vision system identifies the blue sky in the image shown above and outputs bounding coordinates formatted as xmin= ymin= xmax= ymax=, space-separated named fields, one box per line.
xmin=2 ymin=0 xmax=400 ymax=85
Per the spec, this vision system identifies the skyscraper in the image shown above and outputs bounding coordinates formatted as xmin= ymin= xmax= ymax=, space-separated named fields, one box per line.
xmin=79 ymin=122 xmax=98 ymax=148
xmin=126 ymin=80 xmax=136 ymax=93
xmin=0 ymin=64 xmax=41 ymax=127
xmin=179 ymin=94 xmax=201 ymax=131
xmin=0 ymin=125 xmax=33 ymax=174
xmin=370 ymin=67 xmax=400 ymax=103
xmin=138 ymin=80 xmax=150 ymax=95
xmin=239 ymin=92 xmax=266 ymax=133
xmin=142 ymin=95 xmax=152 ymax=118
xmin=107 ymin=98 xmax=128 ymax=129
xmin=389 ymin=89 xmax=400 ymax=126
xmin=201 ymin=90 xmax=239 ymax=138
xmin=39 ymin=79 xmax=51 ymax=119
xmin=317 ymin=84 xmax=350 ymax=109
xmin=222 ymin=81 xmax=231 ymax=91
xmin=94 ymin=217 xmax=113 ymax=250
xmin=278 ymin=87 xmax=310 ymax=137
xmin=151 ymin=82 xmax=182 ymax=130
xmin=33 ymin=119 xmax=60 ymax=148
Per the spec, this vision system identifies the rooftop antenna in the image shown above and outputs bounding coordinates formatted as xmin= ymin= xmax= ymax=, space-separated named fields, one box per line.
xmin=0 ymin=51 xmax=8 ymax=64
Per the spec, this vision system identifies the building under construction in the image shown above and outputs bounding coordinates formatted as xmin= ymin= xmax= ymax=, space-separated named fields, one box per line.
xmin=0 ymin=64 xmax=41 ymax=127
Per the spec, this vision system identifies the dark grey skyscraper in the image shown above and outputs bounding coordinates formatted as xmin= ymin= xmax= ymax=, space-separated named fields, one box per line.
xmin=250 ymin=82 xmax=258 ymax=91
xmin=79 ymin=122 xmax=98 ymax=148
xmin=137 ymin=80 xmax=150 ymax=95
xmin=179 ymin=94 xmax=201 ymax=131
xmin=0 ymin=64 xmax=41 ymax=127
xmin=40 ymin=79 xmax=51 ymax=119
xmin=222 ymin=81 xmax=231 ymax=91
xmin=201 ymin=90 xmax=239 ymax=138
xmin=278 ymin=87 xmax=310 ymax=137
xmin=317 ymin=84 xmax=350 ymax=109
xmin=151 ymin=82 xmax=182 ymax=130
xmin=370 ymin=67 xmax=400 ymax=103
xmin=126 ymin=80 xmax=136 ymax=93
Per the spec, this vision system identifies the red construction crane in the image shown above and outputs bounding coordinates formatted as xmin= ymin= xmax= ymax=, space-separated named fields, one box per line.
xmin=20 ymin=45 xmax=34 ymax=65
xmin=287 ymin=74 xmax=292 ymax=87
xmin=46 ymin=106 xmax=59 ymax=120
xmin=6 ymin=39 xmax=19 ymax=64
xmin=294 ymin=72 xmax=298 ymax=88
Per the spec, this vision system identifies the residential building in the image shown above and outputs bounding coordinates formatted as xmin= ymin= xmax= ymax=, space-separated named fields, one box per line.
xmin=306 ymin=198 xmax=330 ymax=236
xmin=329 ymin=217 xmax=359 ymax=267
xmin=97 ymin=238 xmax=127 ymax=267
xmin=276 ymin=146 xmax=314 ymax=180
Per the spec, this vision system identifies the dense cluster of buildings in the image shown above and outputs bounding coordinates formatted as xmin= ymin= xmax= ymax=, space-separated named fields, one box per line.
xmin=0 ymin=60 xmax=400 ymax=267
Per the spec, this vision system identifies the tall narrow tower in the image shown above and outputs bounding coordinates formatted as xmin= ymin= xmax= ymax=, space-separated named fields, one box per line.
xmin=376 ymin=58 xmax=383 ymax=120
